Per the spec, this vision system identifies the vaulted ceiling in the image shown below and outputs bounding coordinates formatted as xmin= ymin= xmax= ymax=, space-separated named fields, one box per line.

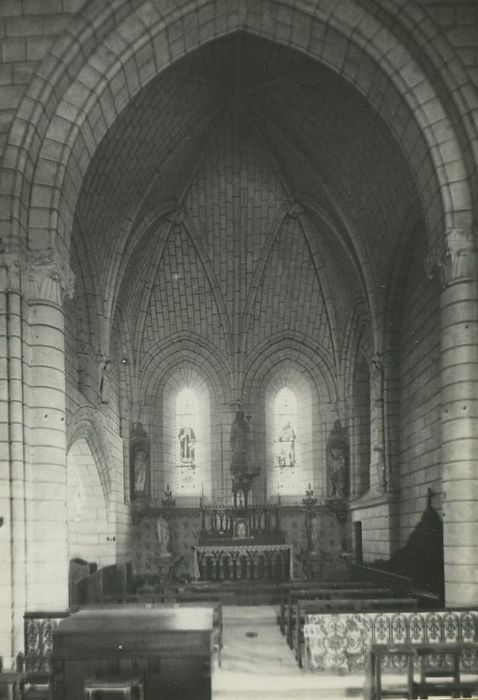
xmin=72 ymin=32 xmax=423 ymax=372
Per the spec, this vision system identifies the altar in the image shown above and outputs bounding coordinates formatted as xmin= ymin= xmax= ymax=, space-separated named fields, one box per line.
xmin=194 ymin=543 xmax=293 ymax=581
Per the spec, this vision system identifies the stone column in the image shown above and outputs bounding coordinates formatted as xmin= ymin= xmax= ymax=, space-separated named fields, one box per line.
xmin=427 ymin=227 xmax=478 ymax=607
xmin=22 ymin=251 xmax=74 ymax=612
xmin=0 ymin=253 xmax=26 ymax=663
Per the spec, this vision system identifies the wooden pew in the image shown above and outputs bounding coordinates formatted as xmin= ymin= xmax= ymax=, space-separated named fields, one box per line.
xmin=295 ymin=598 xmax=418 ymax=667
xmin=284 ymin=588 xmax=393 ymax=646
xmin=278 ymin=580 xmax=380 ymax=634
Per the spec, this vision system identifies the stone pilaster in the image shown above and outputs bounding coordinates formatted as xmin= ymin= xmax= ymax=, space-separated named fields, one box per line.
xmin=0 ymin=246 xmax=74 ymax=663
xmin=427 ymin=227 xmax=478 ymax=606
xmin=0 ymin=249 xmax=26 ymax=662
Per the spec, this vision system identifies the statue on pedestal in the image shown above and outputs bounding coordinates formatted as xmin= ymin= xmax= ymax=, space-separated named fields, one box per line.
xmin=230 ymin=410 xmax=259 ymax=507
xmin=326 ymin=420 xmax=348 ymax=499
xmin=133 ymin=448 xmax=147 ymax=494
xmin=156 ymin=514 xmax=173 ymax=584
xmin=156 ymin=515 xmax=171 ymax=557
xmin=130 ymin=423 xmax=150 ymax=500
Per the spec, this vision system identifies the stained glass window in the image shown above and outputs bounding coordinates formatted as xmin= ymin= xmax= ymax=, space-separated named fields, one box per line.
xmin=175 ymin=387 xmax=201 ymax=493
xmin=176 ymin=387 xmax=199 ymax=468
xmin=273 ymin=388 xmax=299 ymax=492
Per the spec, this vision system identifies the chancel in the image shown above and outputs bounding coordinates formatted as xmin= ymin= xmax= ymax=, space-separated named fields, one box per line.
xmin=0 ymin=2 xmax=477 ymax=700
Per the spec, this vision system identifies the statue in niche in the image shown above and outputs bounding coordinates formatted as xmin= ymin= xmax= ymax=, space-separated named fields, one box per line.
xmin=133 ymin=448 xmax=148 ymax=494
xmin=130 ymin=423 xmax=150 ymax=499
xmin=98 ymin=353 xmax=110 ymax=404
xmin=230 ymin=411 xmax=258 ymax=507
xmin=371 ymin=354 xmax=384 ymax=401
xmin=277 ymin=420 xmax=296 ymax=467
xmin=326 ymin=420 xmax=348 ymax=499
xmin=230 ymin=411 xmax=251 ymax=477
xmin=178 ymin=426 xmax=196 ymax=467
xmin=156 ymin=515 xmax=171 ymax=557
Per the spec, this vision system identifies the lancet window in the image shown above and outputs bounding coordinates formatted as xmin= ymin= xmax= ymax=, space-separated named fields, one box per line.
xmin=273 ymin=388 xmax=299 ymax=494
xmin=175 ymin=387 xmax=200 ymax=492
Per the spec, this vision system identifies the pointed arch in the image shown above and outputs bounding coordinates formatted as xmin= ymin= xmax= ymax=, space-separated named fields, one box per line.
xmin=3 ymin=0 xmax=474 ymax=264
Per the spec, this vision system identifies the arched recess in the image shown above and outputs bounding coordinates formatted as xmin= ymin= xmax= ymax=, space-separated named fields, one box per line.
xmin=265 ymin=369 xmax=314 ymax=501
xmin=66 ymin=438 xmax=114 ymax=568
xmin=243 ymin=336 xmax=338 ymax=503
xmin=243 ymin=332 xmax=338 ymax=407
xmin=161 ymin=374 xmax=211 ymax=501
xmin=66 ymin=407 xmax=112 ymax=505
xmin=139 ymin=337 xmax=229 ymax=503
xmin=342 ymin=301 xmax=374 ymax=499
xmin=3 ymin=0 xmax=474 ymax=265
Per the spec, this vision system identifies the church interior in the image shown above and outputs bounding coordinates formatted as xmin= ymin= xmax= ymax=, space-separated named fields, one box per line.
xmin=0 ymin=1 xmax=477 ymax=698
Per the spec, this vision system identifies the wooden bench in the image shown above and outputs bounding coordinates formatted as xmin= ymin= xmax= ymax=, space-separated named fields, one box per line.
xmin=278 ymin=581 xmax=387 ymax=635
xmin=370 ymin=642 xmax=478 ymax=700
xmin=284 ymin=588 xmax=394 ymax=647
xmin=295 ymin=598 xmax=418 ymax=668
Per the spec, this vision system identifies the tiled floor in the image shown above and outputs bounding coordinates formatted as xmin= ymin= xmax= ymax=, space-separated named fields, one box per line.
xmin=212 ymin=605 xmax=369 ymax=699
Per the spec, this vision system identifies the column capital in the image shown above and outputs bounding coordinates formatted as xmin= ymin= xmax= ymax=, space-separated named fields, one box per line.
xmin=426 ymin=227 xmax=478 ymax=287
xmin=24 ymin=248 xmax=75 ymax=305
xmin=0 ymin=245 xmax=74 ymax=304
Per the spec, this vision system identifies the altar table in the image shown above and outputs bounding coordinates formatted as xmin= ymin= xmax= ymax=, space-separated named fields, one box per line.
xmin=193 ymin=543 xmax=293 ymax=581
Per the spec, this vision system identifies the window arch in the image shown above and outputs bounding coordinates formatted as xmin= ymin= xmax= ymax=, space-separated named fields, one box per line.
xmin=274 ymin=388 xmax=298 ymax=469
xmin=158 ymin=369 xmax=212 ymax=502
xmin=265 ymin=365 xmax=315 ymax=500
xmin=273 ymin=387 xmax=300 ymax=495
xmin=176 ymin=387 xmax=199 ymax=470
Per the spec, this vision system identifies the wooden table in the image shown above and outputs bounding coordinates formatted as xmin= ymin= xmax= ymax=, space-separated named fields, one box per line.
xmin=51 ymin=606 xmax=214 ymax=700
xmin=413 ymin=642 xmax=478 ymax=698
xmin=370 ymin=645 xmax=415 ymax=700
xmin=370 ymin=642 xmax=478 ymax=700
xmin=0 ymin=672 xmax=24 ymax=700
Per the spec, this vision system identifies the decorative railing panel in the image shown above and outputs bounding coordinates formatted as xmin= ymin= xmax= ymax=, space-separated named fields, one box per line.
xmin=194 ymin=543 xmax=293 ymax=581
xmin=199 ymin=505 xmax=283 ymax=545
xmin=23 ymin=612 xmax=69 ymax=672
xmin=303 ymin=610 xmax=478 ymax=673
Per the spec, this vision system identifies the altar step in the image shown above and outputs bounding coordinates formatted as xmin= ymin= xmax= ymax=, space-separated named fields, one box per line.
xmin=184 ymin=581 xmax=285 ymax=605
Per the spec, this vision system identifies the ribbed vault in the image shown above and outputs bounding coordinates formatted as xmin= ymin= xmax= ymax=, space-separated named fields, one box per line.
xmin=71 ymin=32 xmax=425 ymax=396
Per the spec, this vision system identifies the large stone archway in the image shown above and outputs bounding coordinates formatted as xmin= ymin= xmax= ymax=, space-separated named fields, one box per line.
xmin=0 ymin=0 xmax=477 ymax=666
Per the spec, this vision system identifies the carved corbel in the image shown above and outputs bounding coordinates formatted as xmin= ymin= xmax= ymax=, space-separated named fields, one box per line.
xmin=166 ymin=204 xmax=186 ymax=227
xmin=0 ymin=238 xmax=26 ymax=293
xmin=284 ymin=199 xmax=304 ymax=219
xmin=370 ymin=353 xmax=385 ymax=402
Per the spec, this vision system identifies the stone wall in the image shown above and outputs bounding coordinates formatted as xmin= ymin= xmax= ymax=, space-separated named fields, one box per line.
xmin=397 ymin=232 xmax=442 ymax=543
